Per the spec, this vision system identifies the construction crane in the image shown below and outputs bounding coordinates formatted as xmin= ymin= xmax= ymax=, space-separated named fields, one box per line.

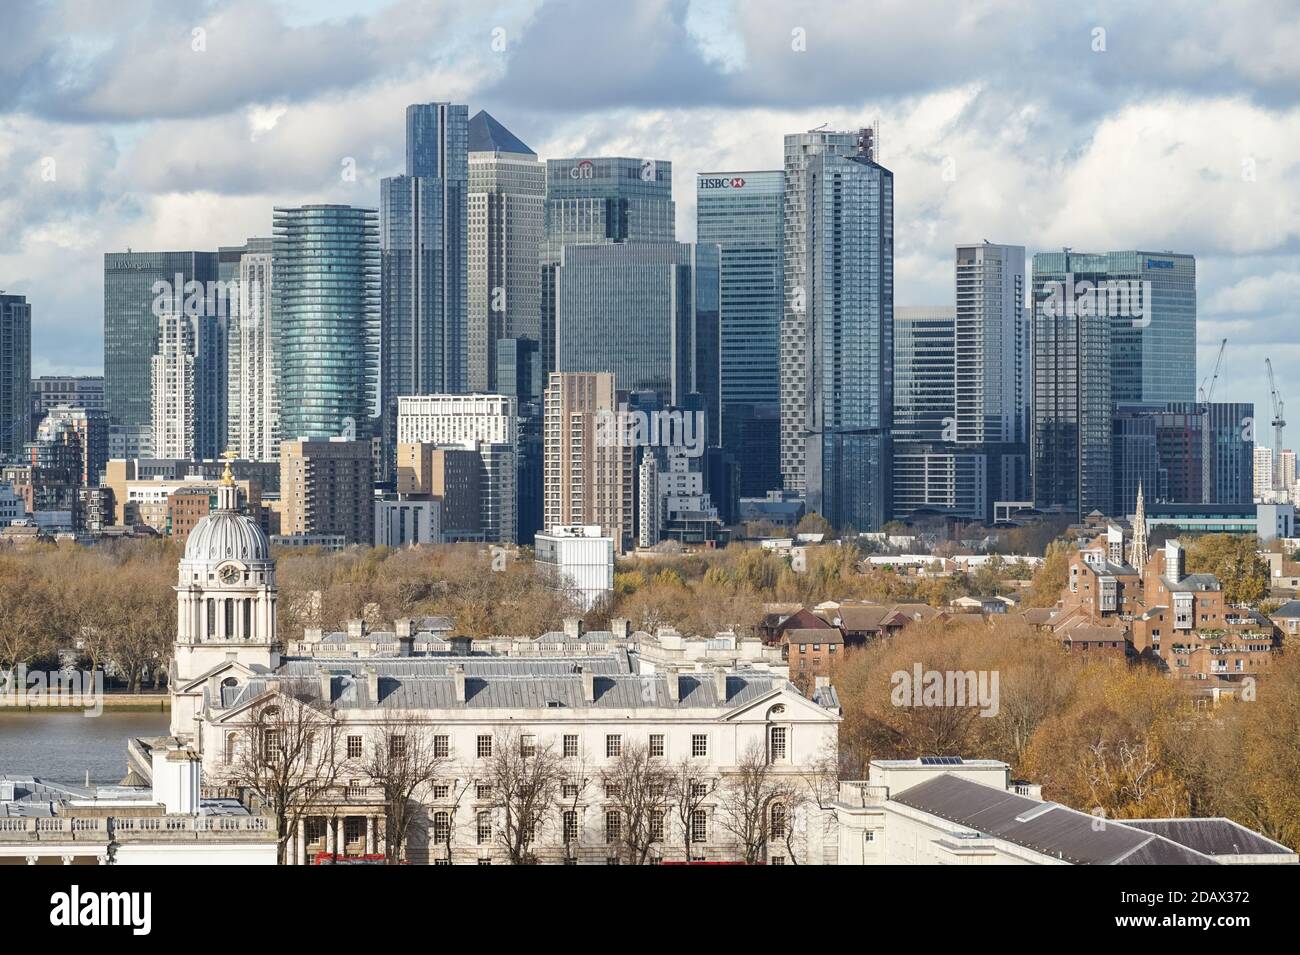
xmin=1266 ymin=357 xmax=1286 ymax=488
xmin=1198 ymin=337 xmax=1228 ymax=405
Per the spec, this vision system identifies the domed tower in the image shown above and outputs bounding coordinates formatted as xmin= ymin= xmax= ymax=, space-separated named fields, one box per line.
xmin=173 ymin=456 xmax=279 ymax=686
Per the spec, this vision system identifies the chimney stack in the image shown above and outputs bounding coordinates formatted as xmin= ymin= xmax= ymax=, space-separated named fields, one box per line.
xmin=563 ymin=617 xmax=583 ymax=640
xmin=451 ymin=664 xmax=466 ymax=704
xmin=665 ymin=667 xmax=680 ymax=703
xmin=346 ymin=619 xmax=365 ymax=639
xmin=610 ymin=618 xmax=631 ymax=640
xmin=363 ymin=665 xmax=379 ymax=703
xmin=576 ymin=664 xmax=595 ymax=703
xmin=714 ymin=667 xmax=728 ymax=703
xmin=395 ymin=618 xmax=414 ymax=639
xmin=318 ymin=670 xmax=332 ymax=703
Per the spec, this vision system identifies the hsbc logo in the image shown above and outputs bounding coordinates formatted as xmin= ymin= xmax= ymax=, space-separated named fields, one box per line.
xmin=699 ymin=176 xmax=746 ymax=190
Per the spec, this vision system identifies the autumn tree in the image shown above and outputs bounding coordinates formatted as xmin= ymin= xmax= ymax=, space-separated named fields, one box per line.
xmin=1185 ymin=533 xmax=1269 ymax=605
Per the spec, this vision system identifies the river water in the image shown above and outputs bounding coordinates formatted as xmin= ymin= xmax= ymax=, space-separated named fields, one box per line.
xmin=0 ymin=711 xmax=171 ymax=786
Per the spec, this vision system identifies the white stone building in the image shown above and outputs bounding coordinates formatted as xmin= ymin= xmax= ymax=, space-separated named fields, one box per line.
xmin=165 ymin=485 xmax=841 ymax=864
xmin=535 ymin=524 xmax=614 ymax=610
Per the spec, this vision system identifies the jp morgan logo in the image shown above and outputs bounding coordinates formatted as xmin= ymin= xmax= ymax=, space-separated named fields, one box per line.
xmin=1040 ymin=273 xmax=1153 ymax=328
xmin=569 ymin=159 xmax=594 ymax=179
xmin=50 ymin=886 xmax=152 ymax=936
xmin=699 ymin=177 xmax=746 ymax=189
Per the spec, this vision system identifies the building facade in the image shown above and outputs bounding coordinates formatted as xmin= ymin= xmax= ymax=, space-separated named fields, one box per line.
xmin=381 ymin=102 xmax=470 ymax=424
xmin=467 ymin=110 xmax=544 ymax=393
xmin=395 ymin=394 xmax=517 ymax=543
xmin=279 ymin=437 xmax=374 ymax=545
xmin=697 ymin=171 xmax=783 ymax=496
xmin=0 ymin=292 xmax=32 ymax=460
xmin=275 ymin=205 xmax=379 ymax=442
xmin=781 ymin=127 xmax=893 ymax=531
xmin=224 ymin=238 xmax=280 ymax=462
xmin=543 ymin=372 xmax=635 ymax=552
xmin=542 ymin=156 xmax=675 ymax=373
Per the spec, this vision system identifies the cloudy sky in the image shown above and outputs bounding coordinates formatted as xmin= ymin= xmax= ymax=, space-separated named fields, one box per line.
xmin=2 ymin=0 xmax=1298 ymax=435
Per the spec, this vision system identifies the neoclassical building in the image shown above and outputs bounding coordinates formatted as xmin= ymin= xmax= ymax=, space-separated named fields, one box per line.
xmin=167 ymin=470 xmax=842 ymax=864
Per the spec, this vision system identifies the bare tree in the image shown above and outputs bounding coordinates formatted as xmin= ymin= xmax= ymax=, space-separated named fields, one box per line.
xmin=559 ymin=748 xmax=592 ymax=865
xmin=431 ymin=778 xmax=471 ymax=864
xmin=600 ymin=743 xmax=672 ymax=864
xmin=486 ymin=728 xmax=565 ymax=864
xmin=668 ymin=757 xmax=717 ymax=864
xmin=360 ymin=715 xmax=449 ymax=863
xmin=716 ymin=742 xmax=790 ymax=864
xmin=223 ymin=680 xmax=342 ymax=864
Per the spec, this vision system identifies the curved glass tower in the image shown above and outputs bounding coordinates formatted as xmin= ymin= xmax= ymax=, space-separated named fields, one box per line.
xmin=274 ymin=205 xmax=379 ymax=440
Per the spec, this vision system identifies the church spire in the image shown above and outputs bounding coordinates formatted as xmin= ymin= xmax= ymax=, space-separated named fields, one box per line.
xmin=1130 ymin=480 xmax=1149 ymax=570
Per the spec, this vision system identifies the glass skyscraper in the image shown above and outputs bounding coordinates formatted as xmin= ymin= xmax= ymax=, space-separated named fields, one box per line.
xmin=542 ymin=156 xmax=675 ymax=374
xmin=782 ymin=127 xmax=893 ymax=531
xmin=697 ymin=170 xmax=783 ymax=496
xmin=1 ymin=292 xmax=32 ymax=459
xmin=274 ymin=205 xmax=379 ymax=441
xmin=381 ymin=102 xmax=469 ymax=408
xmin=1031 ymin=251 xmax=1114 ymax=518
xmin=555 ymin=241 xmax=721 ymax=443
xmin=103 ymin=251 xmax=218 ymax=431
xmin=467 ymin=110 xmax=544 ymax=393
xmin=1033 ymin=249 xmax=1196 ymax=519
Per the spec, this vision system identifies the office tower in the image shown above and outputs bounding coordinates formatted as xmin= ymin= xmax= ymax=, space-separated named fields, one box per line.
xmin=1 ymin=292 xmax=32 ymax=459
xmin=381 ymin=103 xmax=469 ymax=423
xmin=541 ymin=156 xmax=675 ymax=373
xmin=893 ymin=307 xmax=956 ymax=444
xmin=274 ymin=205 xmax=379 ymax=441
xmin=223 ymin=238 xmax=279 ymax=462
xmin=374 ymin=496 xmax=441 ymax=547
xmin=555 ymin=241 xmax=721 ymax=444
xmin=103 ymin=251 xmax=218 ymax=434
xmin=543 ymin=372 xmax=635 ymax=552
xmin=1031 ymin=251 xmax=1114 ymax=518
xmin=38 ymin=406 xmax=109 ymax=487
xmin=467 ymin=111 xmax=544 ymax=392
xmin=891 ymin=306 xmax=986 ymax=520
xmin=697 ymin=170 xmax=784 ymax=496
xmin=395 ymin=394 xmax=517 ymax=543
xmin=1102 ymin=252 xmax=1197 ymax=405
xmin=497 ymin=337 xmax=544 ymax=544
xmin=279 ymin=437 xmax=374 ymax=544
xmin=1253 ymin=445 xmax=1274 ymax=502
xmin=781 ymin=126 xmax=893 ymax=531
xmin=955 ymin=242 xmax=1029 ymax=501
xmin=151 ymin=313 xmax=196 ymax=459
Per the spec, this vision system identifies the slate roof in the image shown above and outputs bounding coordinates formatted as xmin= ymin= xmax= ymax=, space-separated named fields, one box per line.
xmin=1271 ymin=600 xmax=1300 ymax=619
xmin=1125 ymin=819 xmax=1296 ymax=859
xmin=785 ymin=628 xmax=843 ymax=645
xmin=468 ymin=110 xmax=534 ymax=156
xmin=221 ymin=668 xmax=789 ymax=712
xmin=890 ymin=774 xmax=1216 ymax=865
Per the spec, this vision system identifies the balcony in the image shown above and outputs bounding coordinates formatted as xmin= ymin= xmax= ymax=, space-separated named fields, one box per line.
xmin=837 ymin=782 xmax=889 ymax=807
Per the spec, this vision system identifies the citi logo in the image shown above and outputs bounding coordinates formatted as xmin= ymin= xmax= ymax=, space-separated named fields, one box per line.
xmin=49 ymin=886 xmax=152 ymax=936
xmin=569 ymin=160 xmax=594 ymax=179
xmin=699 ymin=176 xmax=746 ymax=189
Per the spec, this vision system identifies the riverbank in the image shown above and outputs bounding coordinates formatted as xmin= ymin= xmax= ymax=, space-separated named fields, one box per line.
xmin=0 ymin=693 xmax=169 ymax=712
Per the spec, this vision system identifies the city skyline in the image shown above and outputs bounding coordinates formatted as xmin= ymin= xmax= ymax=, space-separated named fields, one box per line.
xmin=1 ymin=1 xmax=1295 ymax=436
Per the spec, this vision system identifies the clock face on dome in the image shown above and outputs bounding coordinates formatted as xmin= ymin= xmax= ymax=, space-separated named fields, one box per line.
xmin=218 ymin=564 xmax=241 ymax=585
